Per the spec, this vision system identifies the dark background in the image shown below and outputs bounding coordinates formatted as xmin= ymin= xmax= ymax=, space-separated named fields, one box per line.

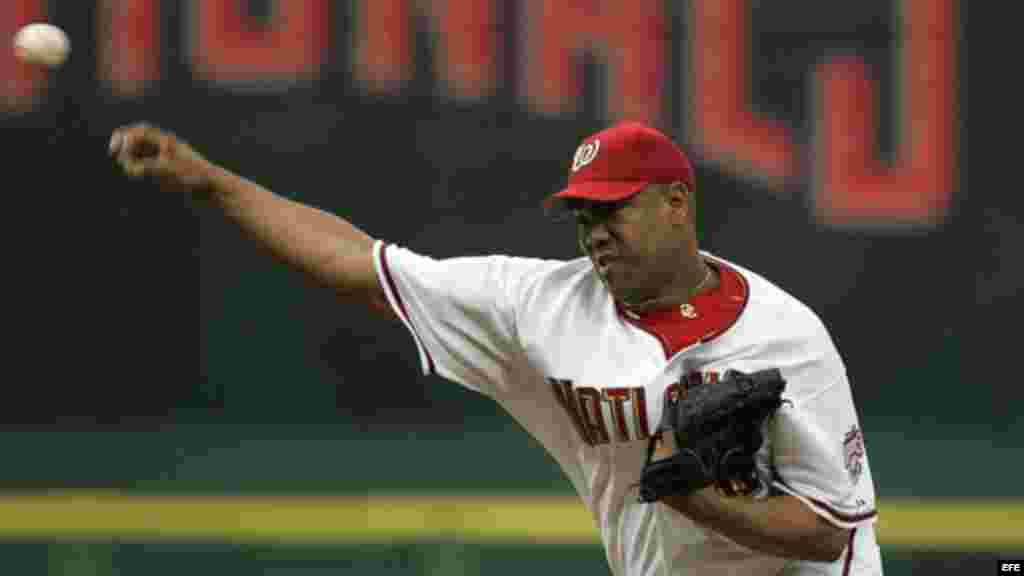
xmin=3 ymin=0 xmax=1009 ymax=492
xmin=3 ymin=0 xmax=1010 ymax=496
xmin=4 ymin=0 xmax=997 ymax=429
xmin=1 ymin=1 xmax=1015 ymax=574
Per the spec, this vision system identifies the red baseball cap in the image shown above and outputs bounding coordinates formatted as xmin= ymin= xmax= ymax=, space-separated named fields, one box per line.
xmin=545 ymin=121 xmax=695 ymax=214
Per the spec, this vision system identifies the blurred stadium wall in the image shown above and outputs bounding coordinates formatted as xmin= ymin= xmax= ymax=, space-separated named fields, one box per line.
xmin=3 ymin=1 xmax=1013 ymax=575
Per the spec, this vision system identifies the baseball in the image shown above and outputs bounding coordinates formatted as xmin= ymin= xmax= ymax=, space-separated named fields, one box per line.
xmin=13 ymin=23 xmax=70 ymax=68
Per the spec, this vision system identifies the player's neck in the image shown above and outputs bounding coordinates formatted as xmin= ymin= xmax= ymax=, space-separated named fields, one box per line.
xmin=620 ymin=259 xmax=718 ymax=315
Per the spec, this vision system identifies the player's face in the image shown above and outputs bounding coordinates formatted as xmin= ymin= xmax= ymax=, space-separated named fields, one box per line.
xmin=573 ymin=184 xmax=690 ymax=304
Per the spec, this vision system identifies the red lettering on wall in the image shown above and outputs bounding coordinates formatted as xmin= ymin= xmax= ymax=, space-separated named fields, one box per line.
xmin=814 ymin=0 xmax=956 ymax=227
xmin=98 ymin=0 xmax=159 ymax=97
xmin=353 ymin=0 xmax=412 ymax=94
xmin=523 ymin=0 xmax=666 ymax=126
xmin=432 ymin=0 xmax=497 ymax=101
xmin=1 ymin=0 xmax=45 ymax=114
xmin=690 ymin=0 xmax=796 ymax=186
xmin=192 ymin=1 xmax=328 ymax=84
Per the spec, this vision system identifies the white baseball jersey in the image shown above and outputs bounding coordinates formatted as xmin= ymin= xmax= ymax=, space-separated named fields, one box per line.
xmin=373 ymin=240 xmax=882 ymax=576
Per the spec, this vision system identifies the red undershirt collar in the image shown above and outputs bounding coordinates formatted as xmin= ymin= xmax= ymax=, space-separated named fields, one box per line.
xmin=614 ymin=259 xmax=749 ymax=359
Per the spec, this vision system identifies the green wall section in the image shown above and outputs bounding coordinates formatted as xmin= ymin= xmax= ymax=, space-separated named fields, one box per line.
xmin=2 ymin=405 xmax=1019 ymax=499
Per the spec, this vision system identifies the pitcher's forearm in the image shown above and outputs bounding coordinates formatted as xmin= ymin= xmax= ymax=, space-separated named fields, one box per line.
xmin=663 ymin=489 xmax=849 ymax=562
xmin=204 ymin=165 xmax=381 ymax=303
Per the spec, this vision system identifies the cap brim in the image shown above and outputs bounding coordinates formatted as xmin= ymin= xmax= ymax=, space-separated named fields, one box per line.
xmin=542 ymin=181 xmax=648 ymax=220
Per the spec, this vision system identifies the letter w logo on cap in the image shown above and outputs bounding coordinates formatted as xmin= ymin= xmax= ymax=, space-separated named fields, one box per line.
xmin=572 ymin=140 xmax=601 ymax=172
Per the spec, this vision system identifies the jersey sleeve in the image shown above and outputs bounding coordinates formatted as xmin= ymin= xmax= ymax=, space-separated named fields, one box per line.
xmin=763 ymin=389 xmax=877 ymax=531
xmin=705 ymin=349 xmax=878 ymax=531
xmin=372 ymin=240 xmax=556 ymax=396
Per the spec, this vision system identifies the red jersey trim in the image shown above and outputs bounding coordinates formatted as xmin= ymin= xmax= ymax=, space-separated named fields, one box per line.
xmin=694 ymin=255 xmax=750 ymax=344
xmin=379 ymin=244 xmax=437 ymax=375
xmin=774 ymin=477 xmax=878 ymax=526
xmin=615 ymin=256 xmax=750 ymax=359
xmin=809 ymin=498 xmax=879 ymax=525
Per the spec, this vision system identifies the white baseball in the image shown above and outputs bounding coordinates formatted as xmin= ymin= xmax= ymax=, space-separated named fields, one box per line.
xmin=13 ymin=23 xmax=70 ymax=68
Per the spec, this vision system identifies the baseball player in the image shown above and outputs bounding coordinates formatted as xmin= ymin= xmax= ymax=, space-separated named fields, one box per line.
xmin=109 ymin=121 xmax=882 ymax=575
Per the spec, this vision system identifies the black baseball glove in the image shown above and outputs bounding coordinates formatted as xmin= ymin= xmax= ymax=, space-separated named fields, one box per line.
xmin=638 ymin=368 xmax=787 ymax=503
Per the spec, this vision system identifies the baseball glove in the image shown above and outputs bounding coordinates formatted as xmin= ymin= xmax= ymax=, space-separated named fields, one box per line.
xmin=638 ymin=368 xmax=787 ymax=503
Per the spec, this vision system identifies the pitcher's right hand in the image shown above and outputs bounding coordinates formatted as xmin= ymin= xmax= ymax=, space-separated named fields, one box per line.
xmin=109 ymin=123 xmax=216 ymax=195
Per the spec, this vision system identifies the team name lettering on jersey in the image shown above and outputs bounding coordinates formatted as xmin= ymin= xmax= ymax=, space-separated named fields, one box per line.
xmin=547 ymin=371 xmax=721 ymax=446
